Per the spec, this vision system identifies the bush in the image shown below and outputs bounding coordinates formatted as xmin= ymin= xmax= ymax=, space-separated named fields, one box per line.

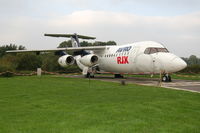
xmin=0 ymin=55 xmax=17 ymax=72
xmin=41 ymin=54 xmax=60 ymax=71
xmin=16 ymin=53 xmax=42 ymax=71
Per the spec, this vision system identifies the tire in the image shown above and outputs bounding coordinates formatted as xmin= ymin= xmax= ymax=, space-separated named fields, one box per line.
xmin=85 ymin=73 xmax=90 ymax=78
xmin=85 ymin=73 xmax=95 ymax=78
xmin=162 ymin=76 xmax=168 ymax=82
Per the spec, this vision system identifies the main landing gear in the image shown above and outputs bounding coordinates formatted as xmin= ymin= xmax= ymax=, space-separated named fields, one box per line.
xmin=162 ymin=74 xmax=171 ymax=82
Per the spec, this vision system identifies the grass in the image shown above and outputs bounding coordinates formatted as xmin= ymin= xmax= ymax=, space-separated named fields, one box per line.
xmin=172 ymin=73 xmax=200 ymax=80
xmin=0 ymin=76 xmax=200 ymax=133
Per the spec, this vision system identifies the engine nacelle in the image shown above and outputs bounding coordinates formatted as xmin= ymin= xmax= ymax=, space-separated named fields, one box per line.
xmin=79 ymin=54 xmax=98 ymax=67
xmin=58 ymin=55 xmax=75 ymax=67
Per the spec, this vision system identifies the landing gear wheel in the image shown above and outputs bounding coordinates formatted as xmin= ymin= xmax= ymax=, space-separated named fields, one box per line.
xmin=162 ymin=75 xmax=172 ymax=82
xmin=85 ymin=73 xmax=90 ymax=78
xmin=162 ymin=76 xmax=168 ymax=82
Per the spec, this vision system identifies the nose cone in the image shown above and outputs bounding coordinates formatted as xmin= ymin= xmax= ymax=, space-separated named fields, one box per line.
xmin=156 ymin=53 xmax=187 ymax=73
xmin=171 ymin=57 xmax=187 ymax=72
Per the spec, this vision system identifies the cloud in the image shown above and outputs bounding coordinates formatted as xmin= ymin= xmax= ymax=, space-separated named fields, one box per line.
xmin=0 ymin=10 xmax=200 ymax=57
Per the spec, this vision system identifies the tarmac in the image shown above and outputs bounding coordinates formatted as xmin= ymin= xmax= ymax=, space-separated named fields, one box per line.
xmin=64 ymin=74 xmax=200 ymax=93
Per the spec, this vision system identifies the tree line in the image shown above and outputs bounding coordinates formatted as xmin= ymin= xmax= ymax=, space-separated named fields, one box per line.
xmin=180 ymin=55 xmax=200 ymax=73
xmin=0 ymin=42 xmax=200 ymax=74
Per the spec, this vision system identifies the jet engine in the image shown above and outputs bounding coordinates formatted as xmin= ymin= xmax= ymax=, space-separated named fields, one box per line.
xmin=58 ymin=55 xmax=75 ymax=67
xmin=79 ymin=54 xmax=98 ymax=67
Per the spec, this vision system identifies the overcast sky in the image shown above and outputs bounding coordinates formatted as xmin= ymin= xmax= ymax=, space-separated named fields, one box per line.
xmin=0 ymin=0 xmax=200 ymax=57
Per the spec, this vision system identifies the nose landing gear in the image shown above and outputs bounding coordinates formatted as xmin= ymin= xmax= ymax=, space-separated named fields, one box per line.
xmin=162 ymin=74 xmax=172 ymax=82
xmin=85 ymin=72 xmax=95 ymax=78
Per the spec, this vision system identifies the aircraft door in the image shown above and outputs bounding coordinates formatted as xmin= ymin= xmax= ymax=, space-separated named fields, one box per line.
xmin=131 ymin=47 xmax=139 ymax=63
xmin=130 ymin=47 xmax=140 ymax=72
xmin=151 ymin=54 xmax=163 ymax=73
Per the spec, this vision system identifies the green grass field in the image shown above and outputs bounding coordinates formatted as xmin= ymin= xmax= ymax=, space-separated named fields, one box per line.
xmin=0 ymin=76 xmax=200 ymax=133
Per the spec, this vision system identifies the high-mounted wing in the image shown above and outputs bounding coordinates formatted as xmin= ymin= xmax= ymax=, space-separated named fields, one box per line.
xmin=6 ymin=46 xmax=106 ymax=53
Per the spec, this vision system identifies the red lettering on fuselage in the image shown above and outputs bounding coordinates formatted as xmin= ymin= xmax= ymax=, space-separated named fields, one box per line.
xmin=117 ymin=56 xmax=129 ymax=64
xmin=117 ymin=57 xmax=121 ymax=64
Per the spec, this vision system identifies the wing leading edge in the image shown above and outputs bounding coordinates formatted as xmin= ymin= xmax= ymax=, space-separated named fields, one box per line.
xmin=6 ymin=46 xmax=106 ymax=53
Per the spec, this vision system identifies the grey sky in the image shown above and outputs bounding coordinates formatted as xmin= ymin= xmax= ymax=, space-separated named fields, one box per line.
xmin=0 ymin=0 xmax=200 ymax=57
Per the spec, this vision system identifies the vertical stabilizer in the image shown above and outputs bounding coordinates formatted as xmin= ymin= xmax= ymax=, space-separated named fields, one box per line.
xmin=71 ymin=33 xmax=80 ymax=47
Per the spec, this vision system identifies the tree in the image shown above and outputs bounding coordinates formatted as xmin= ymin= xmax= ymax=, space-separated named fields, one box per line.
xmin=106 ymin=41 xmax=117 ymax=46
xmin=58 ymin=41 xmax=72 ymax=48
xmin=92 ymin=41 xmax=117 ymax=46
xmin=18 ymin=45 xmax=26 ymax=50
xmin=188 ymin=55 xmax=199 ymax=65
xmin=0 ymin=44 xmax=26 ymax=57
xmin=80 ymin=41 xmax=92 ymax=46
xmin=58 ymin=40 xmax=117 ymax=48
xmin=93 ymin=41 xmax=106 ymax=46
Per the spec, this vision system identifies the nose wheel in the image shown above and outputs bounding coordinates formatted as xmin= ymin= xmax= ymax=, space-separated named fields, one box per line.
xmin=162 ymin=74 xmax=171 ymax=82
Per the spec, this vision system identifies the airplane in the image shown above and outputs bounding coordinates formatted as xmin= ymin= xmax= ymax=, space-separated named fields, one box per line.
xmin=7 ymin=33 xmax=187 ymax=82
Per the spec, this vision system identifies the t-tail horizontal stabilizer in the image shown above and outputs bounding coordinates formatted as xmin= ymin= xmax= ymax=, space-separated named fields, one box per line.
xmin=44 ymin=33 xmax=96 ymax=39
xmin=44 ymin=33 xmax=96 ymax=48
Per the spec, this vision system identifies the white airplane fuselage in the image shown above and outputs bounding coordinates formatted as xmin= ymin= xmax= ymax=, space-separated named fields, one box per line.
xmin=76 ymin=41 xmax=187 ymax=74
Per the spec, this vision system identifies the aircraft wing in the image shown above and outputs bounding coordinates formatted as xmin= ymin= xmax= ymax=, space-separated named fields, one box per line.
xmin=6 ymin=46 xmax=106 ymax=53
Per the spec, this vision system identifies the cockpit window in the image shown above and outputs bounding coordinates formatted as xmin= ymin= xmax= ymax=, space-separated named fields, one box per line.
xmin=144 ymin=47 xmax=169 ymax=54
